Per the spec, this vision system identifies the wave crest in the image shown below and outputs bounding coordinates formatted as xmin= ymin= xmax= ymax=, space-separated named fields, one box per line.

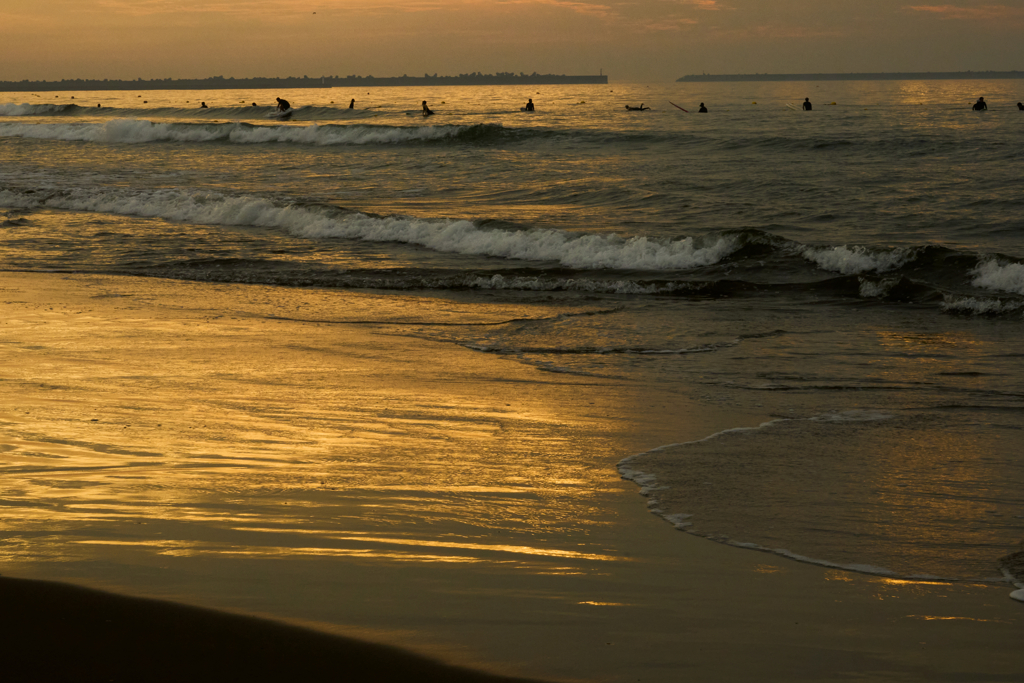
xmin=0 ymin=119 xmax=503 ymax=146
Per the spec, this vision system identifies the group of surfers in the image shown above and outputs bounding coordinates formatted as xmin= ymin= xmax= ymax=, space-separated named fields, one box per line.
xmin=238 ymin=96 xmax=1024 ymax=115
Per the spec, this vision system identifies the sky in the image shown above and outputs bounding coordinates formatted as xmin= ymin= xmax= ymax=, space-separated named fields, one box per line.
xmin=2 ymin=0 xmax=1023 ymax=82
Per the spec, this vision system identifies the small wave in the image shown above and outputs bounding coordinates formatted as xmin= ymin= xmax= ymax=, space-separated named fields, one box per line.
xmin=0 ymin=102 xmax=83 ymax=117
xmin=0 ymin=119 xmax=505 ymax=146
xmin=0 ymin=187 xmax=739 ymax=272
xmin=802 ymin=244 xmax=917 ymax=275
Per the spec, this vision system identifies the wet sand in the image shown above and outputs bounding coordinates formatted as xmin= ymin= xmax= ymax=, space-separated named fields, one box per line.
xmin=1 ymin=271 xmax=1021 ymax=682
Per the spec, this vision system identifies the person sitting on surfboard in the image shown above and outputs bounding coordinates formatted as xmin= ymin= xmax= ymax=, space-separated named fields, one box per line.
xmin=972 ymin=97 xmax=987 ymax=111
xmin=349 ymin=99 xmax=355 ymax=109
xmin=698 ymin=103 xmax=708 ymax=113
xmin=524 ymin=98 xmax=535 ymax=111
xmin=276 ymin=97 xmax=291 ymax=112
xmin=802 ymin=98 xmax=812 ymax=111
xmin=625 ymin=104 xmax=649 ymax=111
xmin=200 ymin=102 xmax=208 ymax=109
xmin=422 ymin=100 xmax=434 ymax=116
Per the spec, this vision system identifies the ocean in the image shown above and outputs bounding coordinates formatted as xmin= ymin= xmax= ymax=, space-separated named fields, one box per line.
xmin=2 ymin=79 xmax=1023 ymax=604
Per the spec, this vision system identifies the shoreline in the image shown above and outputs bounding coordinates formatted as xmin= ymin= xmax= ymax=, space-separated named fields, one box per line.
xmin=2 ymin=271 xmax=1022 ymax=682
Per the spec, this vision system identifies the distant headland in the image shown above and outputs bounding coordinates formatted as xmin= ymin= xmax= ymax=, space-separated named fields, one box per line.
xmin=0 ymin=73 xmax=608 ymax=92
xmin=678 ymin=71 xmax=1023 ymax=82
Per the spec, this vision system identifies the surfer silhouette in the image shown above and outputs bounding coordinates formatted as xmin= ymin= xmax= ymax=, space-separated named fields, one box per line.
xmin=802 ymin=98 xmax=812 ymax=111
xmin=200 ymin=102 xmax=208 ymax=109
xmin=625 ymin=104 xmax=649 ymax=111
xmin=422 ymin=100 xmax=434 ymax=116
xmin=698 ymin=103 xmax=708 ymax=113
xmin=1018 ymin=102 xmax=1024 ymax=110
xmin=972 ymin=97 xmax=987 ymax=111
xmin=276 ymin=97 xmax=291 ymax=111
xmin=524 ymin=98 xmax=535 ymax=111
xmin=349 ymin=99 xmax=355 ymax=109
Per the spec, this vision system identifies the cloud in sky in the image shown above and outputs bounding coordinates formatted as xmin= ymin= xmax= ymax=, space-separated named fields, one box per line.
xmin=1 ymin=0 xmax=1021 ymax=82
xmin=906 ymin=4 xmax=1024 ymax=20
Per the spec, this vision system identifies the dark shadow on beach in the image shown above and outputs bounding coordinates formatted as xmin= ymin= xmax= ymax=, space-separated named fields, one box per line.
xmin=0 ymin=576 xmax=547 ymax=683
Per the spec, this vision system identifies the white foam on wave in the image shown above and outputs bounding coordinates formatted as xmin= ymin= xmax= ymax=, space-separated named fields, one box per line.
xmin=803 ymin=245 xmax=915 ymax=275
xmin=941 ymin=296 xmax=1024 ymax=315
xmin=0 ymin=187 xmax=737 ymax=271
xmin=469 ymin=274 xmax=688 ymax=294
xmin=0 ymin=118 xmax=472 ymax=146
xmin=972 ymin=259 xmax=1024 ymax=295
xmin=857 ymin=276 xmax=899 ymax=298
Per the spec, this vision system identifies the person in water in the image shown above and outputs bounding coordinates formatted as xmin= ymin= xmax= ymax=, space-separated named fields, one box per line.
xmin=698 ymin=102 xmax=708 ymax=113
xmin=422 ymin=100 xmax=434 ymax=116
xmin=524 ymin=98 xmax=535 ymax=111
xmin=802 ymin=98 xmax=812 ymax=111
xmin=276 ymin=97 xmax=291 ymax=112
xmin=349 ymin=99 xmax=355 ymax=109
xmin=200 ymin=102 xmax=208 ymax=109
xmin=625 ymin=104 xmax=649 ymax=111
xmin=1018 ymin=102 xmax=1024 ymax=110
xmin=972 ymin=97 xmax=987 ymax=111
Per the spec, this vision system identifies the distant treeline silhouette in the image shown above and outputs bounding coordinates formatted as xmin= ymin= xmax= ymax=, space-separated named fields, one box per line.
xmin=0 ymin=73 xmax=608 ymax=92
xmin=678 ymin=71 xmax=1024 ymax=82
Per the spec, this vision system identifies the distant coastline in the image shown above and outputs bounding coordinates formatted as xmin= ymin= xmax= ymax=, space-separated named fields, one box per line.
xmin=0 ymin=73 xmax=608 ymax=93
xmin=677 ymin=71 xmax=1023 ymax=82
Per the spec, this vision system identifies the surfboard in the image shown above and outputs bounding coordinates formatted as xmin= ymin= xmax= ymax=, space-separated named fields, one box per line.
xmin=786 ymin=103 xmax=798 ymax=111
xmin=668 ymin=101 xmax=688 ymax=113
xmin=268 ymin=109 xmax=293 ymax=120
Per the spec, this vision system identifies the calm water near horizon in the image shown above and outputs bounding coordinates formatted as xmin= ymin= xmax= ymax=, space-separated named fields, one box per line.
xmin=2 ymin=80 xmax=1023 ymax=594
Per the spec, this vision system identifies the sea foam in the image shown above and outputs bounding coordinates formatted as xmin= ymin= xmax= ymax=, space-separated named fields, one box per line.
xmin=972 ymin=259 xmax=1024 ymax=295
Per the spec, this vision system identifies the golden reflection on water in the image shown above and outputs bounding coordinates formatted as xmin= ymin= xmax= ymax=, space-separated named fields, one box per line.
xmin=0 ymin=276 xmax=632 ymax=575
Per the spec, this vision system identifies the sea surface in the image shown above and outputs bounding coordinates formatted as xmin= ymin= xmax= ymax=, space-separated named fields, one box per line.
xmin=2 ymin=80 xmax=1023 ymax=590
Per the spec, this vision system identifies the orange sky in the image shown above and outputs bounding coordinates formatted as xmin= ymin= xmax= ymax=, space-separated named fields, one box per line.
xmin=2 ymin=1 xmax=1022 ymax=82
